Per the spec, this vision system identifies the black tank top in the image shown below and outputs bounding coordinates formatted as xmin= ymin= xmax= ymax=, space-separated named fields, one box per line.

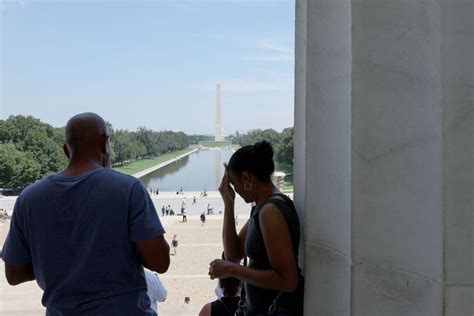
xmin=210 ymin=297 xmax=240 ymax=316
xmin=244 ymin=193 xmax=304 ymax=315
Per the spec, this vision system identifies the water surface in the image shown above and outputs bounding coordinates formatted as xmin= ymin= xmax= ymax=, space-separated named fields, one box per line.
xmin=140 ymin=148 xmax=233 ymax=191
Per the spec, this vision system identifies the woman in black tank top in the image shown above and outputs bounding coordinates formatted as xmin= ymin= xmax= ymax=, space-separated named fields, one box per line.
xmin=208 ymin=141 xmax=304 ymax=315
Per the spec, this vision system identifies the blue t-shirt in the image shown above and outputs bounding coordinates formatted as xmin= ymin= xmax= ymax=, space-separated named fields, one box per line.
xmin=1 ymin=168 xmax=165 ymax=315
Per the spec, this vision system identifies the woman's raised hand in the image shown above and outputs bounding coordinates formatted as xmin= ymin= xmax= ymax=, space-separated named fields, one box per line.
xmin=219 ymin=165 xmax=235 ymax=206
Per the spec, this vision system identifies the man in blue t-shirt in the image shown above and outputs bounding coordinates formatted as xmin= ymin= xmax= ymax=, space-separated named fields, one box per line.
xmin=1 ymin=113 xmax=170 ymax=315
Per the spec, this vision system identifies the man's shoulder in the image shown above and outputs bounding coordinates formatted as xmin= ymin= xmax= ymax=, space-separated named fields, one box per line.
xmin=21 ymin=169 xmax=140 ymax=198
xmin=99 ymin=169 xmax=140 ymax=184
xmin=19 ymin=176 xmax=54 ymax=198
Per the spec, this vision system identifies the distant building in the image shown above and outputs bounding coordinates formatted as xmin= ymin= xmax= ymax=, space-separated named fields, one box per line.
xmin=215 ymin=82 xmax=223 ymax=141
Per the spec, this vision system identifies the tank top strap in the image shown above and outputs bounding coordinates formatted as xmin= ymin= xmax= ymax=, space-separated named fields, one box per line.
xmin=251 ymin=193 xmax=299 ymax=236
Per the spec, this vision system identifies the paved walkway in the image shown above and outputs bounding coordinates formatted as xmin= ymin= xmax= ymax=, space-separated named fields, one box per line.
xmin=0 ymin=190 xmax=252 ymax=216
xmin=0 ymin=211 xmax=249 ymax=315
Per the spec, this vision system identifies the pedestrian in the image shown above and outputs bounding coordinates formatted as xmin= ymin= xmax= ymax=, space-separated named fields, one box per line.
xmin=207 ymin=204 xmax=213 ymax=215
xmin=180 ymin=186 xmax=183 ymax=195
xmin=1 ymin=113 xmax=170 ymax=315
xmin=209 ymin=141 xmax=304 ymax=315
xmin=171 ymin=234 xmax=179 ymax=255
xmin=145 ymin=270 xmax=167 ymax=315
xmin=200 ymin=212 xmax=206 ymax=227
xmin=182 ymin=208 xmax=188 ymax=223
xmin=200 ymin=253 xmax=242 ymax=316
xmin=193 ymin=196 xmax=197 ymax=205
xmin=161 ymin=206 xmax=165 ymax=217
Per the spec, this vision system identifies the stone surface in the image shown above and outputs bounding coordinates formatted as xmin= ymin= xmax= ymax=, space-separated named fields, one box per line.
xmin=442 ymin=1 xmax=474 ymax=315
xmin=293 ymin=0 xmax=307 ymax=273
xmin=304 ymin=242 xmax=351 ymax=316
xmin=352 ymin=264 xmax=442 ymax=316
xmin=304 ymin=0 xmax=352 ymax=259
xmin=351 ymin=0 xmax=443 ymax=314
xmin=442 ymin=0 xmax=474 ymax=284
xmin=296 ymin=0 xmax=472 ymax=315
xmin=296 ymin=0 xmax=352 ymax=314
xmin=445 ymin=286 xmax=474 ymax=316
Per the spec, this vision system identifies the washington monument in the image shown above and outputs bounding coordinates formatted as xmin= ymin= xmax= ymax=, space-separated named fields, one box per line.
xmin=215 ymin=82 xmax=223 ymax=141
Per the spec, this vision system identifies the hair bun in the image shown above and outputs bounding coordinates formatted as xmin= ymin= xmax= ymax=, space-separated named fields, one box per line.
xmin=253 ymin=141 xmax=274 ymax=160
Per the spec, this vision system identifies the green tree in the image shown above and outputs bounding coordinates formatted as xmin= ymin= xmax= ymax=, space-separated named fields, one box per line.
xmin=238 ymin=129 xmax=280 ymax=147
xmin=0 ymin=144 xmax=41 ymax=188
xmin=275 ymin=127 xmax=294 ymax=171
xmin=17 ymin=129 xmax=67 ymax=175
xmin=0 ymin=120 xmax=12 ymax=143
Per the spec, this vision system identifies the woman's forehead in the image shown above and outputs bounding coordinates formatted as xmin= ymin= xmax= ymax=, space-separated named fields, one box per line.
xmin=228 ymin=171 xmax=238 ymax=183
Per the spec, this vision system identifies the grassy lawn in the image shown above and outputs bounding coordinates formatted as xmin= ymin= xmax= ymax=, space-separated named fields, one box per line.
xmin=113 ymin=149 xmax=194 ymax=175
xmin=199 ymin=140 xmax=232 ymax=148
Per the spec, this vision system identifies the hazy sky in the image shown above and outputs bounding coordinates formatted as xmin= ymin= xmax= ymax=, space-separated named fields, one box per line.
xmin=1 ymin=0 xmax=295 ymax=135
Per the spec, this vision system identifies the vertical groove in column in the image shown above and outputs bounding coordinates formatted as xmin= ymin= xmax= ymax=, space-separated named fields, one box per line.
xmin=297 ymin=0 xmax=352 ymax=314
xmin=294 ymin=0 xmax=307 ymax=274
xmin=441 ymin=0 xmax=474 ymax=315
xmin=351 ymin=0 xmax=443 ymax=314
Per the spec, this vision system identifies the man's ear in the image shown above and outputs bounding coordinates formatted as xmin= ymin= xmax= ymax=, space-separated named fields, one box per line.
xmin=100 ymin=136 xmax=109 ymax=154
xmin=63 ymin=144 xmax=70 ymax=159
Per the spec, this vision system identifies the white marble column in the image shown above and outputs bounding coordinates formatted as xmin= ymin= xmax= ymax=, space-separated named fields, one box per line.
xmin=442 ymin=1 xmax=474 ymax=315
xmin=215 ymin=82 xmax=222 ymax=141
xmin=296 ymin=1 xmax=472 ymax=315
xmin=295 ymin=0 xmax=352 ymax=315
xmin=351 ymin=0 xmax=443 ymax=314
xmin=293 ymin=0 xmax=306 ymax=274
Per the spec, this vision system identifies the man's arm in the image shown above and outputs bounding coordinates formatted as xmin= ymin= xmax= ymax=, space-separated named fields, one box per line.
xmin=135 ymin=235 xmax=170 ymax=274
xmin=129 ymin=181 xmax=170 ymax=273
xmin=3 ymin=196 xmax=35 ymax=286
xmin=5 ymin=263 xmax=35 ymax=286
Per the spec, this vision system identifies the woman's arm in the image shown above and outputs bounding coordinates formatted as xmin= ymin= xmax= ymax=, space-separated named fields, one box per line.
xmin=223 ymin=213 xmax=249 ymax=262
xmin=210 ymin=203 xmax=299 ymax=292
xmin=220 ymin=168 xmax=248 ymax=261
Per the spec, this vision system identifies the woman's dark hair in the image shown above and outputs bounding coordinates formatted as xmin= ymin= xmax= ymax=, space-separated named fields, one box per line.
xmin=228 ymin=140 xmax=274 ymax=182
xmin=219 ymin=252 xmax=242 ymax=297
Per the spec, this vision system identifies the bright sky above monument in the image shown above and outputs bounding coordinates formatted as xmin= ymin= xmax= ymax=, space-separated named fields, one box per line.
xmin=1 ymin=0 xmax=295 ymax=135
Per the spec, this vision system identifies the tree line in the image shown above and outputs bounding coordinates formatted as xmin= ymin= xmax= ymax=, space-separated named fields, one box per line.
xmin=109 ymin=127 xmax=189 ymax=166
xmin=0 ymin=115 xmax=190 ymax=190
xmin=226 ymin=127 xmax=294 ymax=173
xmin=0 ymin=115 xmax=294 ymax=191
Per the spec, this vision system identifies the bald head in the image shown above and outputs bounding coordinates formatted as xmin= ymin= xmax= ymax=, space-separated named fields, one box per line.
xmin=65 ymin=112 xmax=108 ymax=148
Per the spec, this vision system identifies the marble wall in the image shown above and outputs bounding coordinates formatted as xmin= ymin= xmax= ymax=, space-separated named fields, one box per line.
xmin=351 ymin=0 xmax=444 ymax=314
xmin=295 ymin=0 xmax=352 ymax=314
xmin=295 ymin=0 xmax=473 ymax=315
xmin=442 ymin=1 xmax=474 ymax=315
